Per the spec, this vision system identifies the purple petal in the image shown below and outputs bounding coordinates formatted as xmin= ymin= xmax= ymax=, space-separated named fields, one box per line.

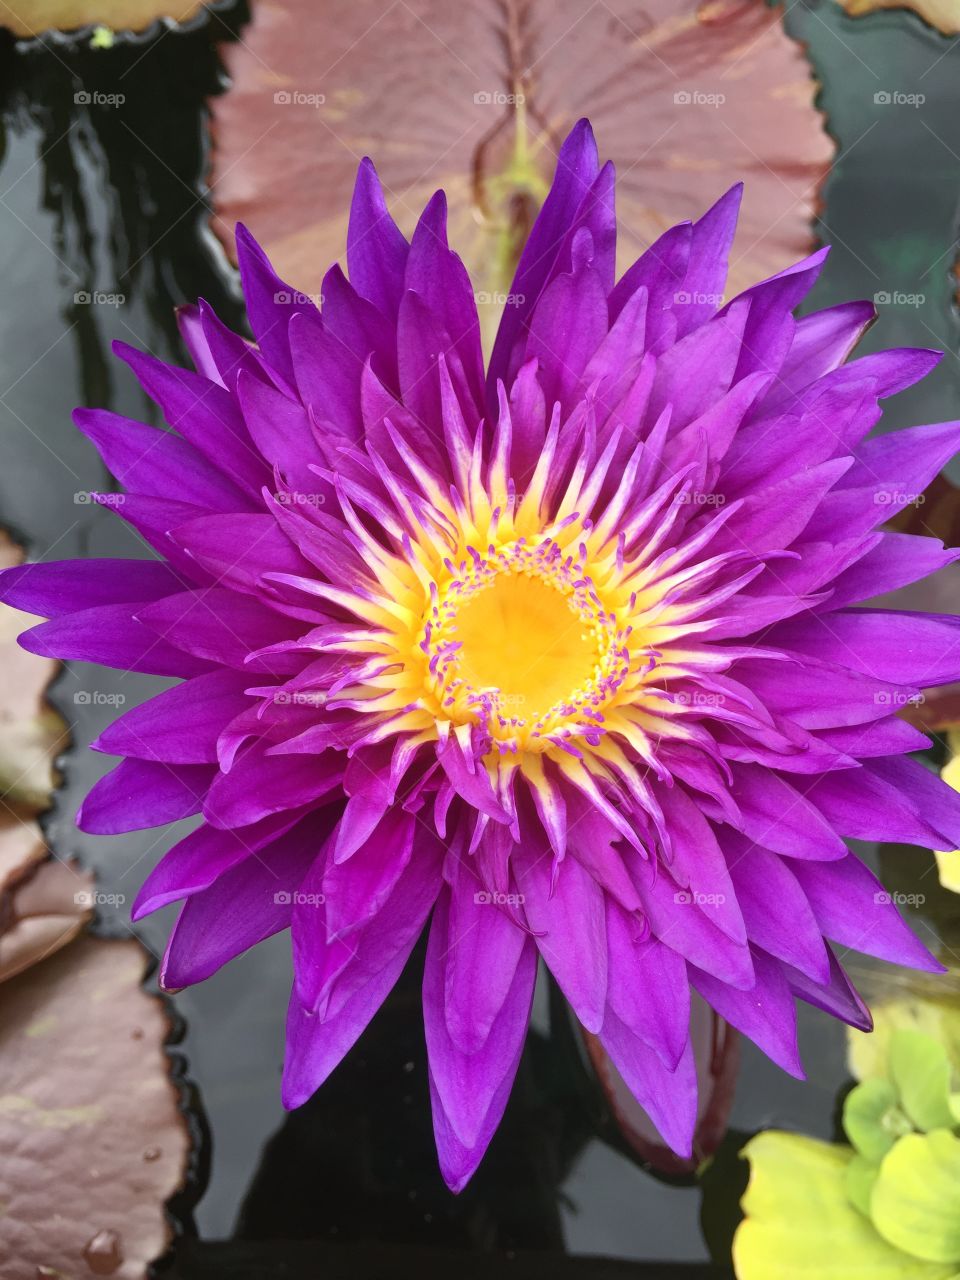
xmin=77 ymin=758 xmax=213 ymax=834
xmin=423 ymin=886 xmax=535 ymax=1149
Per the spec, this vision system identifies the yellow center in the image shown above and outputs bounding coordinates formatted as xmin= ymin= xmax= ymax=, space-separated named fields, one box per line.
xmin=413 ymin=535 xmax=634 ymax=753
xmin=454 ymin=573 xmax=598 ymax=718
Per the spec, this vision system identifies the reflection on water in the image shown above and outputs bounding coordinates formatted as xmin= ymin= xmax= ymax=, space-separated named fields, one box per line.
xmin=0 ymin=1 xmax=958 ymax=1270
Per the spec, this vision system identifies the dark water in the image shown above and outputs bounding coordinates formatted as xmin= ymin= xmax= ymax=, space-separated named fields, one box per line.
xmin=0 ymin=2 xmax=958 ymax=1273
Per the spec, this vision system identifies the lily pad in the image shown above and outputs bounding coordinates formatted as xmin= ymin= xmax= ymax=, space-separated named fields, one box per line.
xmin=871 ymin=1130 xmax=960 ymax=1264
xmin=833 ymin=0 xmax=960 ymax=36
xmin=0 ymin=533 xmax=68 ymax=817
xmin=0 ymin=1 xmax=205 ymax=37
xmin=849 ymin=994 xmax=960 ymax=1086
xmin=0 ymin=857 xmax=94 ymax=984
xmin=846 ymin=1151 xmax=881 ymax=1218
xmin=735 ymin=1131 xmax=960 ymax=1279
xmin=210 ymin=0 xmax=831 ymax=352
xmin=889 ymin=1031 xmax=957 ymax=1134
xmin=844 ymin=1078 xmax=906 ymax=1163
xmin=0 ymin=934 xmax=191 ymax=1279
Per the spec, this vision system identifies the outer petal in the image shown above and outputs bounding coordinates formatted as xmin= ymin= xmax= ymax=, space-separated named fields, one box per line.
xmin=423 ymin=886 xmax=536 ymax=1150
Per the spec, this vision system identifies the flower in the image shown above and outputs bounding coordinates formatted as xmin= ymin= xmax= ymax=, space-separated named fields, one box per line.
xmin=4 ymin=119 xmax=959 ymax=1192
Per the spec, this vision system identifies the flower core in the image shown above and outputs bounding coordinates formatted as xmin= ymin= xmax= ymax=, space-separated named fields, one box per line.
xmin=417 ymin=528 xmax=634 ymax=755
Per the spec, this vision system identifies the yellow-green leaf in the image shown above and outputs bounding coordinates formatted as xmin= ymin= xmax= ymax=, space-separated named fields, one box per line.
xmin=845 ymin=1079 xmax=907 ymax=1162
xmin=871 ymin=1131 xmax=960 ymax=1265
xmin=890 ymin=1031 xmax=957 ymax=1134
xmin=735 ymin=1131 xmax=958 ymax=1279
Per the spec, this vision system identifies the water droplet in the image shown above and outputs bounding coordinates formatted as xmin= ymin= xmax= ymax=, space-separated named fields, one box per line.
xmin=82 ymin=1229 xmax=123 ymax=1275
xmin=143 ymin=1145 xmax=161 ymax=1162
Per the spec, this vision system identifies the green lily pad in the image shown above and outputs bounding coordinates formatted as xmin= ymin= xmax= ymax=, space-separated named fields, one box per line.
xmin=846 ymin=1152 xmax=882 ymax=1218
xmin=849 ymin=997 xmax=960 ymax=1088
xmin=736 ymin=1131 xmax=959 ymax=1279
xmin=845 ymin=1079 xmax=909 ymax=1163
xmin=890 ymin=1032 xmax=957 ymax=1134
xmin=871 ymin=1131 xmax=960 ymax=1265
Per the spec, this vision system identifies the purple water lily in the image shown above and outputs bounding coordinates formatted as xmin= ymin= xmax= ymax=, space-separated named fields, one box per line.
xmin=4 ymin=120 xmax=958 ymax=1191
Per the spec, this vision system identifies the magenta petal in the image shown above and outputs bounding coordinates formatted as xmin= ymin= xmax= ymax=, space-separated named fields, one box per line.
xmin=204 ymin=749 xmax=342 ymax=829
xmin=790 ymin=853 xmax=943 ymax=973
xmin=599 ymin=1008 xmax=697 ymax=1158
xmin=515 ymin=846 xmax=607 ymax=1033
xmin=93 ymin=669 xmax=251 ymax=763
xmin=161 ymin=814 xmax=332 ymax=988
xmin=691 ymin=949 xmax=804 ymax=1079
xmin=428 ymin=1046 xmax=517 ymax=1194
xmin=133 ymin=810 xmax=306 ymax=918
xmin=322 ymin=807 xmax=415 ymax=940
xmin=20 ymin=603 xmax=213 ymax=678
xmin=282 ymin=943 xmax=410 ymax=1109
xmin=423 ymin=887 xmax=535 ymax=1149
xmin=605 ymin=897 xmax=690 ymax=1071
xmin=0 ymin=558 xmax=184 ymax=617
xmin=292 ymin=831 xmax=443 ymax=1016
xmin=78 ymin=758 xmax=213 ymax=834
xmin=347 ymin=156 xmax=409 ymax=321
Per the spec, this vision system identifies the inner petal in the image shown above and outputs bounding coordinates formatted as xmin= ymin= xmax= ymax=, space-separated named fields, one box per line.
xmin=454 ymin=573 xmax=598 ymax=716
